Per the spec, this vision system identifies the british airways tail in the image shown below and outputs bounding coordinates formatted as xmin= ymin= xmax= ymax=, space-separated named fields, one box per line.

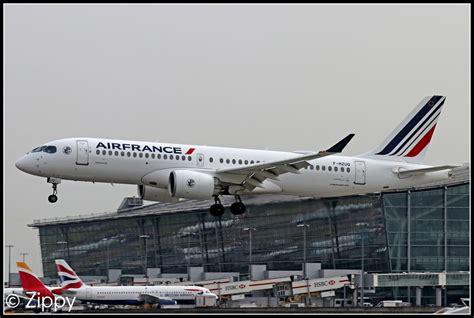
xmin=359 ymin=95 xmax=446 ymax=164
xmin=55 ymin=259 xmax=86 ymax=289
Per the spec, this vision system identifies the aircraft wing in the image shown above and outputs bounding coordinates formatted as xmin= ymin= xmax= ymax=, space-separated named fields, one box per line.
xmin=137 ymin=293 xmax=177 ymax=305
xmin=395 ymin=165 xmax=458 ymax=178
xmin=216 ymin=134 xmax=355 ymax=190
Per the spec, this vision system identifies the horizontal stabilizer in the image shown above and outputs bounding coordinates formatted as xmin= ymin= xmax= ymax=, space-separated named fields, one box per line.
xmin=394 ymin=165 xmax=458 ymax=178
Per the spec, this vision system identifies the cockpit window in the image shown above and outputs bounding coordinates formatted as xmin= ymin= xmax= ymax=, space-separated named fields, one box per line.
xmin=44 ymin=146 xmax=57 ymax=154
xmin=31 ymin=146 xmax=46 ymax=153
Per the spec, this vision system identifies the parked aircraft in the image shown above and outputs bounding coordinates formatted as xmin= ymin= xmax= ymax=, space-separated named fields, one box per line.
xmin=55 ymin=259 xmax=217 ymax=306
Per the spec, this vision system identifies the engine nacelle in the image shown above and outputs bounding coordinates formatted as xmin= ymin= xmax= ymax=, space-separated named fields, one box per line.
xmin=138 ymin=185 xmax=179 ymax=203
xmin=168 ymin=170 xmax=216 ymax=200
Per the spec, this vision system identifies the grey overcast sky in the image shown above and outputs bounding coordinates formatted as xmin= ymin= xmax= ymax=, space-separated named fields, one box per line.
xmin=4 ymin=4 xmax=470 ymax=277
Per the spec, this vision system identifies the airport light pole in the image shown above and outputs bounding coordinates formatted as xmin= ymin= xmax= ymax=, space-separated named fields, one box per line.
xmin=297 ymin=224 xmax=310 ymax=279
xmin=139 ymin=235 xmax=150 ymax=283
xmin=297 ymin=224 xmax=311 ymax=306
xmin=20 ymin=252 xmax=28 ymax=263
xmin=101 ymin=238 xmax=110 ymax=283
xmin=56 ymin=241 xmax=68 ymax=261
xmin=5 ymin=245 xmax=14 ymax=287
xmin=187 ymin=232 xmax=198 ymax=280
xmin=356 ymin=222 xmax=369 ymax=307
xmin=242 ymin=228 xmax=256 ymax=281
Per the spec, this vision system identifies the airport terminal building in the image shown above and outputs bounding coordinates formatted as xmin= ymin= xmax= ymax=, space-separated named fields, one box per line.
xmin=29 ymin=164 xmax=470 ymax=305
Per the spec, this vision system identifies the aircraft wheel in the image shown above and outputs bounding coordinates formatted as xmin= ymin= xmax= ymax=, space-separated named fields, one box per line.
xmin=230 ymin=202 xmax=246 ymax=215
xmin=210 ymin=204 xmax=225 ymax=217
xmin=48 ymin=194 xmax=58 ymax=203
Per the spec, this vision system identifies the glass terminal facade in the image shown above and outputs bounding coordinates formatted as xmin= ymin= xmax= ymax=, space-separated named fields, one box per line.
xmin=33 ymin=182 xmax=469 ymax=282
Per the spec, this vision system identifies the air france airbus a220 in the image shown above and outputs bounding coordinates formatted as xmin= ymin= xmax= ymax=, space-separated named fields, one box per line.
xmin=16 ymin=95 xmax=457 ymax=216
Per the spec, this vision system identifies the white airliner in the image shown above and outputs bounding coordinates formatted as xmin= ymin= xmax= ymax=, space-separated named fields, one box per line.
xmin=54 ymin=260 xmax=217 ymax=306
xmin=15 ymin=95 xmax=456 ymax=216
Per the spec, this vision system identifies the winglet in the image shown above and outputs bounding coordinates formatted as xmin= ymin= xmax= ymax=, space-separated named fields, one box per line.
xmin=326 ymin=134 xmax=355 ymax=153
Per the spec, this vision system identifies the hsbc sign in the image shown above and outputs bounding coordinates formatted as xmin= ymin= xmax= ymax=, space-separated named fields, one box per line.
xmin=292 ymin=276 xmax=350 ymax=295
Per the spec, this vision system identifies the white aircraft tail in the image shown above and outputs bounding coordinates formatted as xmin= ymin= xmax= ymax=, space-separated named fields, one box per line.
xmin=359 ymin=95 xmax=446 ymax=164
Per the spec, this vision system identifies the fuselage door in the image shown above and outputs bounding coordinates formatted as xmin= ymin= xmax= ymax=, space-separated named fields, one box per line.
xmin=76 ymin=140 xmax=89 ymax=165
xmin=354 ymin=160 xmax=366 ymax=185
xmin=197 ymin=153 xmax=204 ymax=167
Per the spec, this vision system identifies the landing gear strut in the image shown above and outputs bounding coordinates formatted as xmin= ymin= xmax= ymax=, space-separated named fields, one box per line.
xmin=230 ymin=195 xmax=246 ymax=215
xmin=47 ymin=177 xmax=61 ymax=203
xmin=209 ymin=196 xmax=225 ymax=217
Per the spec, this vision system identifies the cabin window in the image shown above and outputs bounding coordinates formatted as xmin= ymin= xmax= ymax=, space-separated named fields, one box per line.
xmin=188 ymin=156 xmax=192 ymax=161
xmin=334 ymin=166 xmax=338 ymax=172
xmin=238 ymin=159 xmax=242 ymax=164
xmin=96 ymin=150 xmax=100 ymax=155
xmin=127 ymin=152 xmax=131 ymax=157
xmin=310 ymin=165 xmax=314 ymax=170
xmin=133 ymin=152 xmax=137 ymax=158
xmin=322 ymin=165 xmax=326 ymax=171
xmin=181 ymin=155 xmax=186 ymax=161
xmin=250 ymin=160 xmax=254 ymax=164
xmin=115 ymin=151 xmax=119 ymax=156
xmin=316 ymin=165 xmax=320 ymax=170
xmin=151 ymin=154 xmax=155 ymax=159
xmin=164 ymin=154 xmax=168 ymax=160
xmin=157 ymin=154 xmax=161 ymax=159
xmin=170 ymin=155 xmax=174 ymax=160
xmin=232 ymin=159 xmax=236 ymax=164
xmin=328 ymin=166 xmax=332 ymax=172
xmin=108 ymin=150 xmax=112 ymax=156
xmin=220 ymin=158 xmax=224 ymax=163
xmin=341 ymin=167 xmax=345 ymax=172
xmin=145 ymin=153 xmax=149 ymax=158
xmin=102 ymin=150 xmax=106 ymax=155
xmin=176 ymin=155 xmax=179 ymax=161
xmin=209 ymin=157 xmax=214 ymax=163
xmin=121 ymin=151 xmax=125 ymax=157
xmin=226 ymin=159 xmax=230 ymax=164
xmin=245 ymin=160 xmax=248 ymax=165
xmin=347 ymin=167 xmax=351 ymax=173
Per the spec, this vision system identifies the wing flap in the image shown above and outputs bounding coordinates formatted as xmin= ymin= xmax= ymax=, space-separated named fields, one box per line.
xmin=218 ymin=134 xmax=354 ymax=176
xmin=215 ymin=134 xmax=355 ymax=191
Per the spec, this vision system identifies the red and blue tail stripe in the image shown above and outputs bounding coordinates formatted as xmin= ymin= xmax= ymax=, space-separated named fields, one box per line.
xmin=375 ymin=95 xmax=445 ymax=158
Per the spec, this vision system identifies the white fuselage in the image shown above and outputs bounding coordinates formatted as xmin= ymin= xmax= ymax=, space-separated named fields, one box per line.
xmin=15 ymin=138 xmax=449 ymax=199
xmin=61 ymin=285 xmax=215 ymax=305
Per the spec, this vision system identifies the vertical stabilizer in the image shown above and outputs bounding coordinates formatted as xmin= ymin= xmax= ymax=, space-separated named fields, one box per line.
xmin=359 ymin=95 xmax=445 ymax=164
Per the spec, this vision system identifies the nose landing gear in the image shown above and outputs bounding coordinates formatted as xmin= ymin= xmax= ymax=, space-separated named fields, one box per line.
xmin=47 ymin=177 xmax=61 ymax=203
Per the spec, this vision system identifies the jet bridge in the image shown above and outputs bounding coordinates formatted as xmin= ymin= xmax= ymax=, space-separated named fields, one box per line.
xmin=203 ymin=275 xmax=351 ymax=297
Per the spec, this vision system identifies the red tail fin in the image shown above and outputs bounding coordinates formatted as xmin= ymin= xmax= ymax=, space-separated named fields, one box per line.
xmin=17 ymin=262 xmax=54 ymax=299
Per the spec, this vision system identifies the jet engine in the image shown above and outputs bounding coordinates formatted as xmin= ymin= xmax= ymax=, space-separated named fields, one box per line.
xmin=168 ymin=170 xmax=216 ymax=200
xmin=138 ymin=185 xmax=179 ymax=203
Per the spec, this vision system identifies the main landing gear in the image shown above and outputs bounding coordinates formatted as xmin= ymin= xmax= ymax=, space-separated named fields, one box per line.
xmin=47 ymin=177 xmax=61 ymax=203
xmin=210 ymin=196 xmax=225 ymax=217
xmin=209 ymin=195 xmax=247 ymax=216
xmin=230 ymin=195 xmax=246 ymax=215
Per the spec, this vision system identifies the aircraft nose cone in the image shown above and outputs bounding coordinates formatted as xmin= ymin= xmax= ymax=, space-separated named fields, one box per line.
xmin=15 ymin=156 xmax=27 ymax=171
xmin=15 ymin=156 xmax=33 ymax=173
